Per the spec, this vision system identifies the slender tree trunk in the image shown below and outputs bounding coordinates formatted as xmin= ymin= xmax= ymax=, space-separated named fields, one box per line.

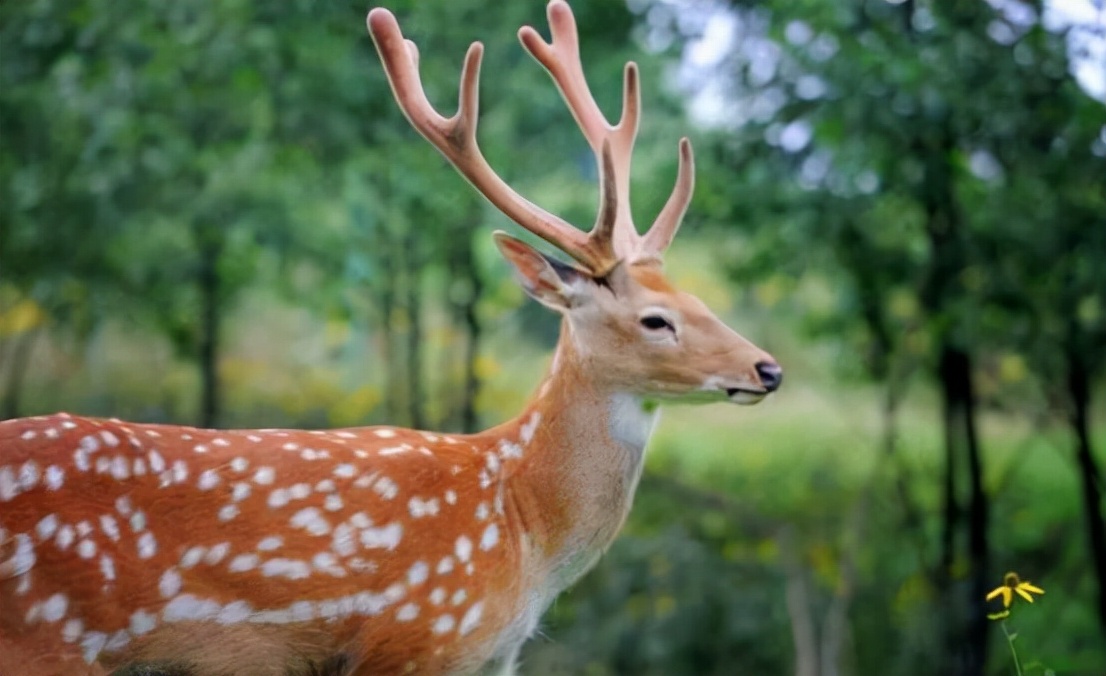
xmin=937 ymin=344 xmax=989 ymax=676
xmin=378 ymin=245 xmax=398 ymax=424
xmin=1067 ymin=348 xmax=1106 ymax=636
xmin=1 ymin=330 xmax=38 ymax=420
xmin=401 ymin=227 xmax=424 ymax=430
xmin=456 ymin=229 xmax=483 ymax=434
xmin=914 ymin=122 xmax=989 ymax=675
xmin=780 ymin=527 xmax=819 ymax=676
xmin=197 ymin=235 xmax=222 ymax=429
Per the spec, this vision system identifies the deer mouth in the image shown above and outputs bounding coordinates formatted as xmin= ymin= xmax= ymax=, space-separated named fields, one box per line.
xmin=725 ymin=387 xmax=768 ymax=405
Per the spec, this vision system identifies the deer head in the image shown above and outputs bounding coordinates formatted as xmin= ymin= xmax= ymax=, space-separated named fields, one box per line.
xmin=367 ymin=1 xmax=781 ymax=404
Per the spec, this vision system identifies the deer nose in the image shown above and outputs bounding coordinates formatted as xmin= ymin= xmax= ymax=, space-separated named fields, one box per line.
xmin=755 ymin=361 xmax=783 ymax=392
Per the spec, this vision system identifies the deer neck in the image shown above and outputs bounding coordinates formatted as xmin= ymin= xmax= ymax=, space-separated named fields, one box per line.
xmin=482 ymin=323 xmax=659 ymax=592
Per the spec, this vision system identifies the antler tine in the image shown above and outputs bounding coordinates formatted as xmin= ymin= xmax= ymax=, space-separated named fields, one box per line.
xmin=641 ymin=137 xmax=695 ymax=260
xmin=519 ymin=0 xmax=642 ymax=263
xmin=367 ymin=8 xmax=604 ymax=271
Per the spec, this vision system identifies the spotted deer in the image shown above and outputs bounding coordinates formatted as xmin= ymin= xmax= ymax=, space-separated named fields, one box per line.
xmin=0 ymin=2 xmax=781 ymax=674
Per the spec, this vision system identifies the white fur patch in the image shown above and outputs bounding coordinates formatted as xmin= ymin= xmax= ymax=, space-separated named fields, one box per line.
xmin=607 ymin=393 xmax=658 ymax=452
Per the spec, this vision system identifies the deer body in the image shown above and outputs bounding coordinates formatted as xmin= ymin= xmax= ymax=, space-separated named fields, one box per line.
xmin=0 ymin=337 xmax=657 ymax=674
xmin=0 ymin=2 xmax=781 ymax=674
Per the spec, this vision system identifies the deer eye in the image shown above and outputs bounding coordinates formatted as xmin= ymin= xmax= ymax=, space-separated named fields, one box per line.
xmin=639 ymin=315 xmax=674 ymax=332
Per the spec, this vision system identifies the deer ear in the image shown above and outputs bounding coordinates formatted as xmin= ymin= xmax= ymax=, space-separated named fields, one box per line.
xmin=493 ymin=231 xmax=588 ymax=311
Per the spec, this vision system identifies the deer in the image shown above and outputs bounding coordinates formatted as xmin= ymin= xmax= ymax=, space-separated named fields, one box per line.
xmin=0 ymin=2 xmax=781 ymax=674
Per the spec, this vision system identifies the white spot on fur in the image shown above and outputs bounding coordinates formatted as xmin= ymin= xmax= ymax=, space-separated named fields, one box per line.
xmin=159 ymin=568 xmax=182 ymax=598
xmin=408 ymin=496 xmax=440 ymax=518
xmin=396 ymin=603 xmax=419 ymax=621
xmin=432 ymin=614 xmax=456 ymax=634
xmin=137 ymin=532 xmax=157 ymax=559
xmin=372 ymin=476 xmax=399 ymax=500
xmin=436 ymin=556 xmax=455 ymax=575
xmin=100 ymin=555 xmax=116 ymax=581
xmin=171 ymin=460 xmax=188 ymax=484
xmin=498 ymin=439 xmax=523 ymax=460
xmin=56 ymin=525 xmax=75 ymax=550
xmin=229 ymin=553 xmax=259 ymax=572
xmin=44 ymin=465 xmax=64 ymax=490
xmin=430 ymin=587 xmax=447 ymax=605
xmin=77 ymin=539 xmax=97 ymax=559
xmin=333 ymin=463 xmax=357 ymax=478
xmin=100 ymin=515 xmax=120 ymax=541
xmin=197 ymin=469 xmax=220 ymax=491
xmin=18 ymin=460 xmax=40 ymax=490
xmin=218 ymin=600 xmax=253 ymax=624
xmin=230 ymin=457 xmax=249 ymax=473
xmin=231 ymin=482 xmax=251 ymax=502
xmin=268 ymin=488 xmax=290 ymax=509
xmin=407 ymin=561 xmax=429 ymax=586
xmin=110 ymin=456 xmax=130 ymax=481
xmin=257 ymin=536 xmax=283 ymax=552
xmin=253 ymin=466 xmax=275 ymax=485
xmin=360 ymin=522 xmax=403 ymax=550
xmin=36 ymin=514 xmax=59 ymax=541
xmin=261 ymin=558 xmax=311 ymax=580
xmin=373 ymin=428 xmax=397 ymax=438
xmin=180 ymin=546 xmax=205 ymax=568
xmin=162 ymin=594 xmax=221 ymax=622
xmin=520 ymin=412 xmax=542 ymax=445
xmin=41 ymin=593 xmax=68 ymax=622
xmin=290 ymin=507 xmax=330 ymax=536
xmin=324 ymin=494 xmax=343 ymax=512
xmin=480 ymin=524 xmax=499 ymax=551
xmin=0 ymin=466 xmax=18 ymax=501
xmin=451 ymin=589 xmax=468 ymax=606
xmin=130 ymin=610 xmax=157 ymax=635
xmin=332 ymin=524 xmax=356 ymax=557
xmin=205 ymin=542 xmax=230 ymax=565
xmin=459 ymin=601 xmax=484 ymax=635
xmin=455 ymin=535 xmax=472 ymax=563
xmin=63 ymin=618 xmax=83 ymax=643
xmin=218 ymin=504 xmax=239 ymax=522
xmin=81 ymin=630 xmax=107 ymax=663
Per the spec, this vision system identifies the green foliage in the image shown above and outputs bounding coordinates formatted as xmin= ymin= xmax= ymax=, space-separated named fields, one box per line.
xmin=2 ymin=0 xmax=1104 ymax=673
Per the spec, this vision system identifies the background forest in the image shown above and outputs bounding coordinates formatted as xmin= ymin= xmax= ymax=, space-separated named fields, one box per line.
xmin=2 ymin=0 xmax=1104 ymax=674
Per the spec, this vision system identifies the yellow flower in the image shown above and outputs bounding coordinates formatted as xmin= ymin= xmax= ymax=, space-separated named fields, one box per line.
xmin=986 ymin=572 xmax=1044 ymax=620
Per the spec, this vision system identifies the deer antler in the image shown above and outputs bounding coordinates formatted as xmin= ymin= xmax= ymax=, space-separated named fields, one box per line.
xmin=519 ymin=1 xmax=695 ymax=264
xmin=367 ymin=0 xmax=693 ymax=273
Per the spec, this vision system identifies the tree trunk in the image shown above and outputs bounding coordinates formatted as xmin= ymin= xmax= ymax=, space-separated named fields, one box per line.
xmin=1067 ymin=347 xmax=1106 ymax=636
xmin=401 ymin=226 xmax=424 ymax=430
xmin=1 ymin=330 xmax=38 ymax=420
xmin=450 ymin=226 xmax=483 ymax=434
xmin=197 ymin=234 xmax=222 ymax=429
xmin=937 ymin=344 xmax=989 ymax=676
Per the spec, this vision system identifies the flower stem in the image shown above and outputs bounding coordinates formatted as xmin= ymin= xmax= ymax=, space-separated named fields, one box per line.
xmin=1000 ymin=620 xmax=1023 ymax=676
